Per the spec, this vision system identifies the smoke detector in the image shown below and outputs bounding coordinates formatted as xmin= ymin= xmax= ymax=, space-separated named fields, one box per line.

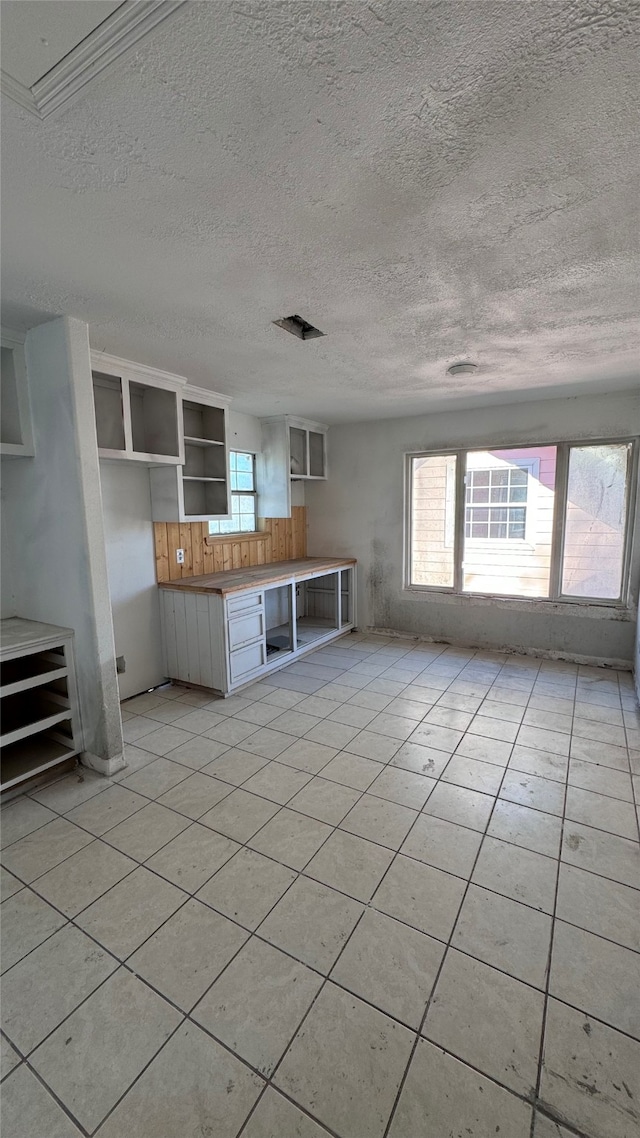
xmin=447 ymin=361 xmax=478 ymax=376
xmin=273 ymin=314 xmax=325 ymax=340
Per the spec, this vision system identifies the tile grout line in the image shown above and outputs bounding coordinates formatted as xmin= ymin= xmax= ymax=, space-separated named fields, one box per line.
xmin=2 ymin=654 xmax=452 ymax=1130
xmin=381 ymin=655 xmax=547 ymax=1138
xmin=7 ymin=783 xmax=638 ymax=1070
xmin=620 ymin=669 xmax=640 ymax=844
xmin=2 ymin=642 xmax=638 ymax=1137
xmin=528 ymin=661 xmax=577 ymax=1138
xmin=3 ymin=664 xmax=638 ymax=977
xmin=3 ymin=727 xmax=638 ymax=984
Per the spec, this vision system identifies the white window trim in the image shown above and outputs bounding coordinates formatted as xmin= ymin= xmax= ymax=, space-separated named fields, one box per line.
xmin=405 ymin=438 xmax=638 ymax=608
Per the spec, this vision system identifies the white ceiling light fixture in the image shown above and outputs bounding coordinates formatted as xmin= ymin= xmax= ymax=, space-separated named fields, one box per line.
xmin=447 ymin=361 xmax=479 ymax=377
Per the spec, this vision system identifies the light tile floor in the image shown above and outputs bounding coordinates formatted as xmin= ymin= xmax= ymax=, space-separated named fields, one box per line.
xmin=2 ymin=634 xmax=640 ymax=1138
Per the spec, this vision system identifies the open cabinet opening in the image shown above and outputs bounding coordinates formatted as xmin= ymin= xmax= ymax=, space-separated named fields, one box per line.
xmin=296 ymin=572 xmax=339 ymax=647
xmin=265 ymin=585 xmax=294 ymax=658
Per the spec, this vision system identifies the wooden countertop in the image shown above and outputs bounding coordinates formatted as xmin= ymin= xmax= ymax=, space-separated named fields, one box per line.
xmin=158 ymin=556 xmax=356 ymax=596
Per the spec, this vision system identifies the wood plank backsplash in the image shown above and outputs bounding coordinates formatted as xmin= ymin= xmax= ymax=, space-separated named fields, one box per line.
xmin=154 ymin=507 xmax=307 ymax=583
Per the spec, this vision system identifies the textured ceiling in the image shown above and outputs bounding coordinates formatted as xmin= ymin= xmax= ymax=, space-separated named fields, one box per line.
xmin=2 ymin=0 xmax=639 ymax=423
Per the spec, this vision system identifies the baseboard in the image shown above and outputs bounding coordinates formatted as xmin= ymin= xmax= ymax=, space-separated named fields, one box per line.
xmin=368 ymin=627 xmax=633 ymax=672
xmin=81 ymin=750 xmax=127 ymax=777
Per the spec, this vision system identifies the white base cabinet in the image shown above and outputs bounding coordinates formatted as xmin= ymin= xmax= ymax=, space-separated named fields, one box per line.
xmin=159 ymin=564 xmax=355 ymax=695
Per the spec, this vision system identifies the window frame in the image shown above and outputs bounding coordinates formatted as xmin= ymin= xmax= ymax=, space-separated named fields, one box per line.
xmin=208 ymin=451 xmax=258 ymax=537
xmin=405 ymin=437 xmax=638 ymax=607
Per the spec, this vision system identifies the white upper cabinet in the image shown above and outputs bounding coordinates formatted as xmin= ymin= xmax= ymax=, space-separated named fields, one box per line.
xmin=91 ymin=352 xmax=232 ymax=522
xmin=289 ymin=422 xmax=327 ymax=478
xmin=91 ymin=351 xmax=183 ymax=465
xmin=149 ymin=386 xmax=231 ymax=522
xmin=258 ymin=416 xmax=328 ymax=518
xmin=1 ymin=329 xmax=34 ymax=457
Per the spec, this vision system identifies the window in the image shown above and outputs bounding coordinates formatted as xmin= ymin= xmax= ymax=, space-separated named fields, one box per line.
xmin=208 ymin=451 xmax=257 ymax=535
xmin=407 ymin=441 xmax=636 ymax=603
xmin=465 ymin=466 xmax=528 ymax=540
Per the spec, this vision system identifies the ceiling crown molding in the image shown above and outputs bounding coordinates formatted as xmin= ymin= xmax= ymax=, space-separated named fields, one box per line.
xmin=1 ymin=0 xmax=185 ymax=121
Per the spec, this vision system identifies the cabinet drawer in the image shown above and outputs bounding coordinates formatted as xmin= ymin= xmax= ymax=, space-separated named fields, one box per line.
xmin=228 ymin=610 xmax=265 ymax=650
xmin=229 ymin=640 xmax=266 ymax=682
xmin=227 ymin=592 xmax=264 ymax=616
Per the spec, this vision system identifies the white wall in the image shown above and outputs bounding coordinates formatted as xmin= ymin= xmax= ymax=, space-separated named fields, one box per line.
xmin=306 ymin=390 xmax=640 ymax=666
xmin=100 ymin=462 xmax=165 ymax=700
xmin=2 ymin=317 xmax=124 ymax=770
xmin=228 ymin=410 xmax=262 ymax=454
xmin=1 ymin=482 xmax=17 ymax=617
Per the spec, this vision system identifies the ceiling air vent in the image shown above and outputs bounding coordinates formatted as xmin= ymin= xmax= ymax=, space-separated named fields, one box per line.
xmin=273 ymin=314 xmax=325 ymax=340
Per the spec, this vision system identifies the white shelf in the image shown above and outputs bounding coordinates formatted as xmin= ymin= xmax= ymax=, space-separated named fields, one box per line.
xmin=184 ymin=436 xmax=225 ymax=447
xmin=0 ymin=661 xmax=68 ymax=698
xmin=1 ymin=706 xmax=71 ymax=749
xmin=1 ymin=736 xmax=77 ymax=792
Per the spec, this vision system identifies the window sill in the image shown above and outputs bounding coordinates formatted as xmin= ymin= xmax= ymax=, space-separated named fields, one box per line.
xmin=403 ymin=586 xmax=633 ymax=620
xmin=205 ymin=531 xmax=265 ymax=544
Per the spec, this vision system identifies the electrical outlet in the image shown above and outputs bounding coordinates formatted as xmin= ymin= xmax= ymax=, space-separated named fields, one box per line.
xmin=176 ymin=548 xmax=185 ymax=565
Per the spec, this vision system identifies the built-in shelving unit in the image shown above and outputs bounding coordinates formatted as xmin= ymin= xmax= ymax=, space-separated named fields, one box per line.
xmin=1 ymin=329 xmax=34 ymax=457
xmin=1 ymin=618 xmax=82 ymax=793
xmin=91 ymin=351 xmax=184 ymax=465
xmin=258 ymin=416 xmax=328 ymax=518
xmin=150 ymin=386 xmax=231 ymax=521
